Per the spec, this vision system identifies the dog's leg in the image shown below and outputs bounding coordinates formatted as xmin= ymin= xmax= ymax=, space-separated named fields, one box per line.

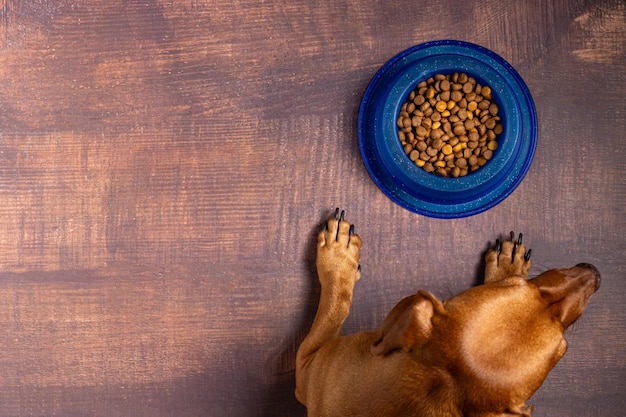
xmin=295 ymin=209 xmax=362 ymax=403
xmin=484 ymin=232 xmax=532 ymax=283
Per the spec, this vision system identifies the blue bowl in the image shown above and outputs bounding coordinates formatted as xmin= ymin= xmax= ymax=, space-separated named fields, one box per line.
xmin=358 ymin=40 xmax=537 ymax=218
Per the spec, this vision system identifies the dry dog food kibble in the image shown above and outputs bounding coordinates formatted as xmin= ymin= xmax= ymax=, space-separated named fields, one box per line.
xmin=397 ymin=72 xmax=502 ymax=177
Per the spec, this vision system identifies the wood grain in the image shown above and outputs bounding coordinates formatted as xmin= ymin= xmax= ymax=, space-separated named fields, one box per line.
xmin=0 ymin=0 xmax=624 ymax=415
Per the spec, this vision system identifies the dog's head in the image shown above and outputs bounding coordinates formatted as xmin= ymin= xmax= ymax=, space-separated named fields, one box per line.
xmin=371 ymin=263 xmax=600 ymax=415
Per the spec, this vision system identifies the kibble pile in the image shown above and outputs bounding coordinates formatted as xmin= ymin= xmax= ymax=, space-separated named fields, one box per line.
xmin=397 ymin=73 xmax=502 ymax=177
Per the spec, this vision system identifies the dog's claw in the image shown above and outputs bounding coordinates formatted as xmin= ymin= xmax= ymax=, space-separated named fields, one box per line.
xmin=524 ymin=249 xmax=532 ymax=261
xmin=495 ymin=239 xmax=501 ymax=254
xmin=347 ymin=224 xmax=356 ymax=246
xmin=507 ymin=232 xmax=523 ymax=263
xmin=331 ymin=208 xmax=347 ymax=241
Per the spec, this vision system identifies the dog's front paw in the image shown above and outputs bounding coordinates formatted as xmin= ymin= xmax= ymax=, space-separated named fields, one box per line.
xmin=484 ymin=232 xmax=532 ymax=282
xmin=316 ymin=208 xmax=362 ymax=286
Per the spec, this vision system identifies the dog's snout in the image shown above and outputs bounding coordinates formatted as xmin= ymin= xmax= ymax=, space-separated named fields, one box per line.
xmin=576 ymin=263 xmax=601 ymax=291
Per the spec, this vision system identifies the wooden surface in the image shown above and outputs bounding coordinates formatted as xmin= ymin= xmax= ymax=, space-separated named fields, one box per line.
xmin=0 ymin=0 xmax=624 ymax=415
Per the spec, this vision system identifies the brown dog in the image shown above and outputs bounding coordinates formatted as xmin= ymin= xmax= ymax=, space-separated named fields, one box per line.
xmin=295 ymin=210 xmax=600 ymax=416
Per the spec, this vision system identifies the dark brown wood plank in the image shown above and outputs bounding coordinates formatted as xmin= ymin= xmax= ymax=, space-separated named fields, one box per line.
xmin=0 ymin=0 xmax=624 ymax=415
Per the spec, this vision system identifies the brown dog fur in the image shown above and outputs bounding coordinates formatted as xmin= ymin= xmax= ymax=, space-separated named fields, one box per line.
xmin=295 ymin=210 xmax=600 ymax=417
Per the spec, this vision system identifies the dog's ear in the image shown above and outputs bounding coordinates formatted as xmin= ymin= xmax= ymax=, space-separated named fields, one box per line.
xmin=530 ymin=267 xmax=599 ymax=328
xmin=371 ymin=290 xmax=441 ymax=356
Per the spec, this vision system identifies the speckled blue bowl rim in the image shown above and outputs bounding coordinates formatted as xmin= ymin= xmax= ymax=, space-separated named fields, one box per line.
xmin=358 ymin=40 xmax=537 ymax=218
